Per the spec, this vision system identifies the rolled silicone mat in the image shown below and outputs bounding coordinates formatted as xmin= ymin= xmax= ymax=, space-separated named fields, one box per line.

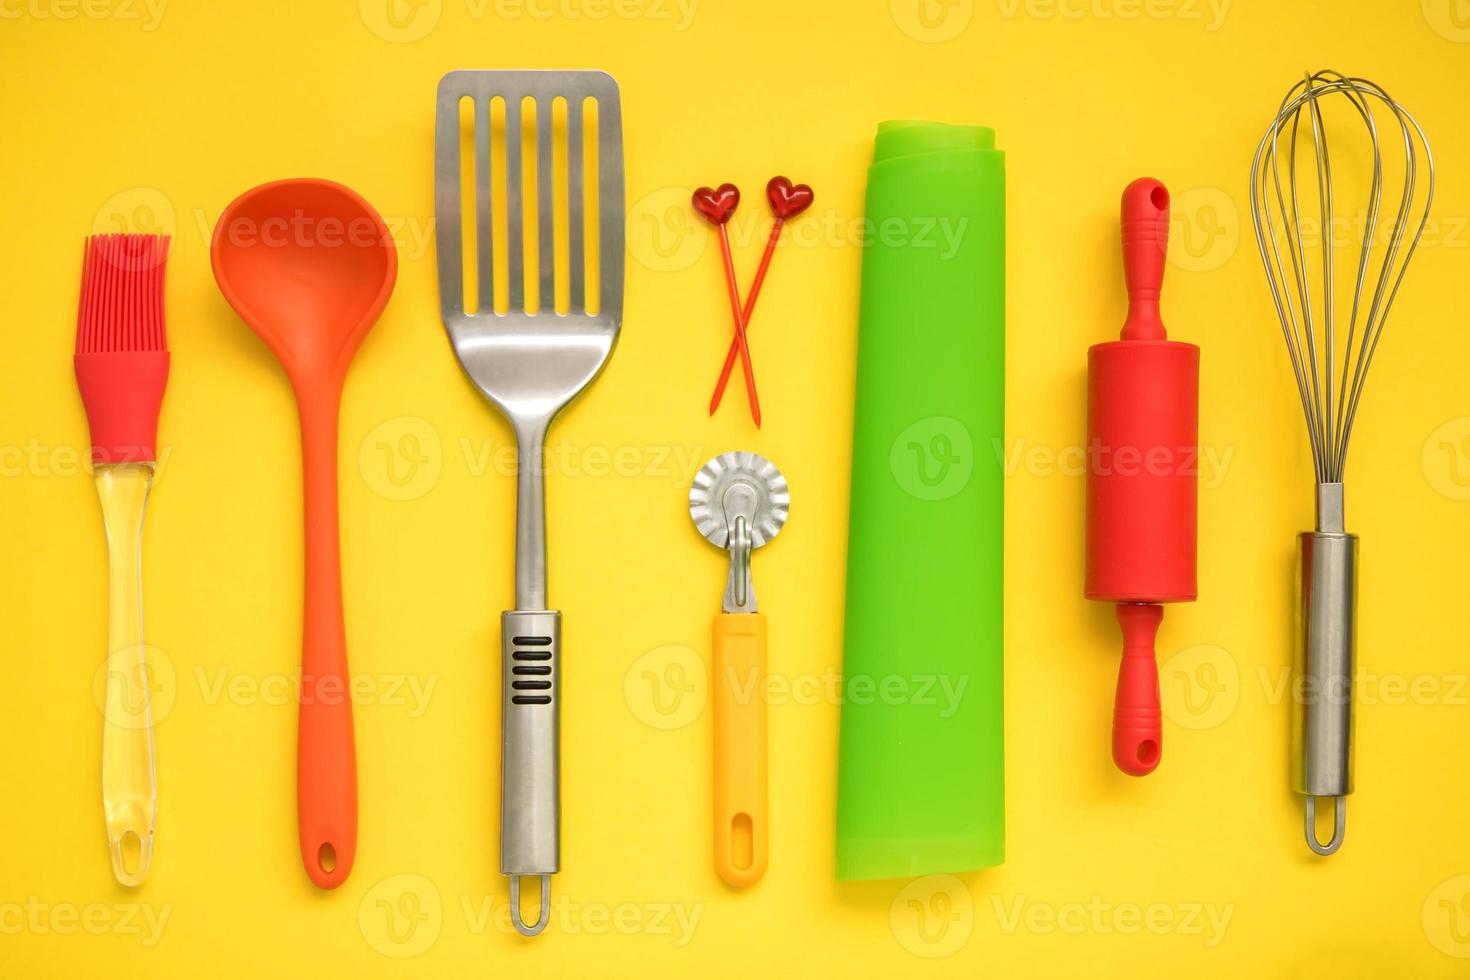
xmin=835 ymin=120 xmax=1005 ymax=881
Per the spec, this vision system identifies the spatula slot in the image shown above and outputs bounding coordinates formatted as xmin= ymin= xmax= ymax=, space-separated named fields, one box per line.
xmin=457 ymin=95 xmax=480 ymax=315
xmin=487 ymin=96 xmax=507 ymax=314
xmin=548 ymin=95 xmax=568 ymax=316
xmin=581 ymin=96 xmax=601 ymax=317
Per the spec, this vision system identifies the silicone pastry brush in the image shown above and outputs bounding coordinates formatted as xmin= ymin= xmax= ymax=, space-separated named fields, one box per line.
xmin=1085 ymin=178 xmax=1199 ymax=776
xmin=1250 ymin=71 xmax=1433 ymax=855
xmin=689 ymin=451 xmax=789 ymax=887
xmin=75 ymin=233 xmax=171 ymax=886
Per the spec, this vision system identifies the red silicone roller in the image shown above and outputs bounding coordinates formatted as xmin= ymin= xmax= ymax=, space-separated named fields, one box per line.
xmin=1085 ymin=178 xmax=1199 ymax=777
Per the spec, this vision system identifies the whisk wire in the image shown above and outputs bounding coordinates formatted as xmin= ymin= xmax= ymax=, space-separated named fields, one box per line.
xmin=1330 ymin=81 xmax=1379 ymax=482
xmin=1250 ymin=70 xmax=1434 ymax=496
xmin=1260 ymin=97 xmax=1323 ymax=479
xmin=1305 ymin=79 xmax=1336 ymax=479
xmin=1337 ymin=94 xmax=1433 ymax=479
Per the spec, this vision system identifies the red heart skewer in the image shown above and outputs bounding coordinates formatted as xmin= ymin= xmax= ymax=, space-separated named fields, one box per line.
xmin=692 ymin=183 xmax=762 ymax=427
xmin=691 ymin=183 xmax=739 ymax=225
xmin=708 ymin=176 xmax=814 ymax=416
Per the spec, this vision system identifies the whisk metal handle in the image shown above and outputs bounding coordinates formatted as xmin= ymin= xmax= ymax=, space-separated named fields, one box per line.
xmin=1291 ymin=528 xmax=1357 ymax=855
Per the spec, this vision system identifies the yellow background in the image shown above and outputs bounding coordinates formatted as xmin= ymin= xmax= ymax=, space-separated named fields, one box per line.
xmin=3 ymin=0 xmax=1470 ymax=975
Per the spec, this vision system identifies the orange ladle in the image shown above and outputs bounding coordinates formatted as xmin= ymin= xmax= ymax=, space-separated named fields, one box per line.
xmin=211 ymin=178 xmax=397 ymax=889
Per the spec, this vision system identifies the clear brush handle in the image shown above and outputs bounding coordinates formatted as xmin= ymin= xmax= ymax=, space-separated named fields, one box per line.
xmin=96 ymin=464 xmax=157 ymax=886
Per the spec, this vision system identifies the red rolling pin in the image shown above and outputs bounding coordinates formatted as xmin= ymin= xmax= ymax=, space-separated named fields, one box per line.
xmin=1085 ymin=177 xmax=1199 ymax=777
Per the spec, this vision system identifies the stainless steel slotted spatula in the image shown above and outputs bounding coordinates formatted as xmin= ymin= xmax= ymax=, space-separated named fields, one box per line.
xmin=434 ymin=69 xmax=624 ymax=936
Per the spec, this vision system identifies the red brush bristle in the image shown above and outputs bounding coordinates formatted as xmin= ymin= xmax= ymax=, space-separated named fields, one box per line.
xmin=76 ymin=234 xmax=170 ymax=354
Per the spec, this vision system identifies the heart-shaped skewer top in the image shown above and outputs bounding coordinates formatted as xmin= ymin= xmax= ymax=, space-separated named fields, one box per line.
xmin=692 ymin=183 xmax=740 ymax=226
xmin=766 ymin=176 xmax=813 ymax=220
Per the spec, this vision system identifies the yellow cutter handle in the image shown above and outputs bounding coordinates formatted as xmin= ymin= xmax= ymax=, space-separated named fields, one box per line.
xmin=713 ymin=612 xmax=767 ymax=887
xmin=96 ymin=464 xmax=157 ymax=886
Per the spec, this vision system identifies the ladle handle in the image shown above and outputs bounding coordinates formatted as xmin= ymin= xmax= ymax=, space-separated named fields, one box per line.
xmin=713 ymin=613 xmax=767 ymax=887
xmin=297 ymin=391 xmax=357 ymax=888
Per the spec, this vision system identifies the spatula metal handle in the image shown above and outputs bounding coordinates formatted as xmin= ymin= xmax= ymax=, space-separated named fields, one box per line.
xmin=501 ymin=609 xmax=559 ymax=935
xmin=515 ymin=422 xmax=549 ymax=611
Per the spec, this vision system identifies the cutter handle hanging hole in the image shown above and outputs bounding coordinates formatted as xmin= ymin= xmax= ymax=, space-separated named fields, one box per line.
xmin=509 ymin=874 xmax=551 ymax=936
xmin=1304 ymin=795 xmax=1346 ymax=855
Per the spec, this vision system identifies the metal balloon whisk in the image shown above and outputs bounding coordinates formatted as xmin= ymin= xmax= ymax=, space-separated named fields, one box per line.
xmin=1250 ymin=70 xmax=1434 ymax=855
